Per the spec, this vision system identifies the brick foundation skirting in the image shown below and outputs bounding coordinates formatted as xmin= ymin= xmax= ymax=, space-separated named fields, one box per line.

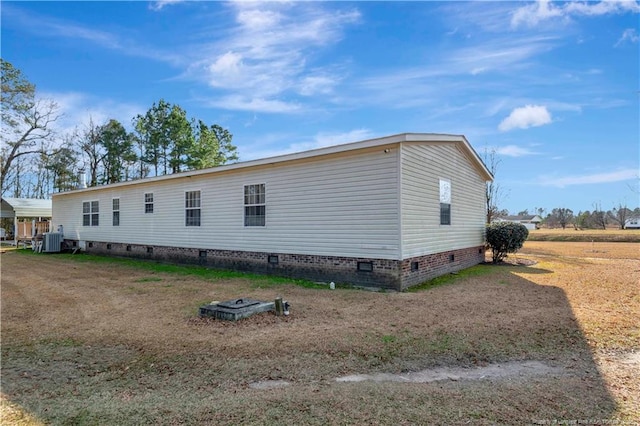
xmin=67 ymin=239 xmax=485 ymax=291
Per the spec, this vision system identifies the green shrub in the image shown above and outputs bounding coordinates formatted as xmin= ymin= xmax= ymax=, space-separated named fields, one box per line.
xmin=486 ymin=222 xmax=529 ymax=263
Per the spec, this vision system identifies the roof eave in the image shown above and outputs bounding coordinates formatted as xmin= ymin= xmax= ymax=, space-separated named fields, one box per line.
xmin=54 ymin=132 xmax=493 ymax=196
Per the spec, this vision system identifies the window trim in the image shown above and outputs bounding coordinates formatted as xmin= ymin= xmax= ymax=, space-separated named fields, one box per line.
xmin=82 ymin=200 xmax=99 ymax=227
xmin=243 ymin=183 xmax=266 ymax=227
xmin=144 ymin=192 xmax=154 ymax=214
xmin=185 ymin=190 xmax=201 ymax=227
xmin=439 ymin=178 xmax=452 ymax=226
xmin=112 ymin=197 xmax=120 ymax=227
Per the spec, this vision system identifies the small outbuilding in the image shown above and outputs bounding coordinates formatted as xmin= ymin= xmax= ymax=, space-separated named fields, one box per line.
xmin=625 ymin=216 xmax=640 ymax=229
xmin=1 ymin=197 xmax=52 ymax=243
xmin=52 ymin=133 xmax=492 ymax=290
xmin=494 ymin=215 xmax=542 ymax=231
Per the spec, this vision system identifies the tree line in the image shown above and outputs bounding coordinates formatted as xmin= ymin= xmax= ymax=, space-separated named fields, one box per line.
xmin=483 ymin=149 xmax=638 ymax=230
xmin=506 ymin=205 xmax=639 ymax=230
xmin=1 ymin=59 xmax=238 ymax=198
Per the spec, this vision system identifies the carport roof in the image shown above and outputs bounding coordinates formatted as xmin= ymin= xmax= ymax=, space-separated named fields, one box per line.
xmin=1 ymin=197 xmax=52 ymax=218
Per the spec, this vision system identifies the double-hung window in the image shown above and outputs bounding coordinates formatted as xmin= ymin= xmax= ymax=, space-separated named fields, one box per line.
xmin=144 ymin=193 xmax=154 ymax=214
xmin=112 ymin=198 xmax=120 ymax=226
xmin=185 ymin=191 xmax=201 ymax=227
xmin=244 ymin=184 xmax=265 ymax=226
xmin=83 ymin=201 xmax=99 ymax=226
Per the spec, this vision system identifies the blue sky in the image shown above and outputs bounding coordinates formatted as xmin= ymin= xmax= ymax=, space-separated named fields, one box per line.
xmin=2 ymin=0 xmax=639 ymax=214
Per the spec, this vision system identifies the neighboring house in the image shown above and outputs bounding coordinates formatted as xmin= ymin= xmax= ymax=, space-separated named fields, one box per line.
xmin=495 ymin=215 xmax=542 ymax=231
xmin=1 ymin=197 xmax=53 ymax=242
xmin=52 ymin=133 xmax=492 ymax=291
xmin=625 ymin=216 xmax=640 ymax=229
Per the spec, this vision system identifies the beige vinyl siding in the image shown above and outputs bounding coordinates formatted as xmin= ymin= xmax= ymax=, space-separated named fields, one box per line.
xmin=400 ymin=143 xmax=486 ymax=258
xmin=53 ymin=146 xmax=401 ymax=259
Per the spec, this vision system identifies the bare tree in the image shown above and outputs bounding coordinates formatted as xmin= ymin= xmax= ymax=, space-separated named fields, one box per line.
xmin=533 ymin=207 xmax=547 ymax=218
xmin=78 ymin=118 xmax=105 ymax=187
xmin=482 ymin=148 xmax=505 ymax=224
xmin=1 ymin=59 xmax=59 ymax=196
xmin=592 ymin=202 xmax=607 ymax=230
xmin=609 ymin=203 xmax=631 ymax=230
xmin=548 ymin=208 xmax=574 ymax=229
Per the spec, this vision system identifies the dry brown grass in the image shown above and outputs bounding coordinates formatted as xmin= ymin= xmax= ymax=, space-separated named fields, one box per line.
xmin=1 ymin=243 xmax=638 ymax=425
xmin=521 ymin=240 xmax=639 ymax=259
xmin=528 ymin=228 xmax=640 ymax=242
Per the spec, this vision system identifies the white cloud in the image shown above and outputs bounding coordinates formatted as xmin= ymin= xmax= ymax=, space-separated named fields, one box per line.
xmin=470 ymin=67 xmax=487 ymax=75
xmin=448 ymin=35 xmax=557 ymax=75
xmin=511 ymin=0 xmax=565 ymax=28
xmin=291 ymin=129 xmax=376 ymax=152
xmin=189 ymin=2 xmax=361 ymax=113
xmin=355 ymin=35 xmax=557 ymax=110
xmin=7 ymin=2 xmax=359 ymax=115
xmin=40 ymin=91 xmax=144 ymax=138
xmin=539 ymin=168 xmax=639 ymax=187
xmin=207 ymin=51 xmax=244 ymax=87
xmin=240 ymin=129 xmax=375 ymax=161
xmin=205 ymin=95 xmax=301 ymax=114
xmin=564 ymin=0 xmax=640 ymax=16
xmin=512 ymin=0 xmax=640 ymax=28
xmin=615 ymin=28 xmax=640 ymax=46
xmin=4 ymin=4 xmax=181 ymax=64
xmin=236 ymin=9 xmax=282 ymax=29
xmin=498 ymin=105 xmax=552 ymax=132
xmin=496 ymin=145 xmax=539 ymax=157
xmin=298 ymin=74 xmax=340 ymax=96
xmin=149 ymin=0 xmax=185 ymax=12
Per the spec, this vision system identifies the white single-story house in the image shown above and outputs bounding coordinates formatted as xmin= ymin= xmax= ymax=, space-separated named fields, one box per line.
xmin=52 ymin=133 xmax=492 ymax=290
xmin=1 ymin=197 xmax=52 ymax=242
xmin=625 ymin=216 xmax=640 ymax=229
xmin=494 ymin=215 xmax=543 ymax=230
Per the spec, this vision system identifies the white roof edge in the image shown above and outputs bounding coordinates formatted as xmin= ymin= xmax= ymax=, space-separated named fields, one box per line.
xmin=1 ymin=197 xmax=53 ymax=217
xmin=54 ymin=132 xmax=491 ymax=196
xmin=2 ymin=197 xmax=53 ymax=208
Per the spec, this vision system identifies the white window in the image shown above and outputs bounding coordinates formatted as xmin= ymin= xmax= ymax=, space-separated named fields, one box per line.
xmin=112 ymin=198 xmax=120 ymax=226
xmin=83 ymin=201 xmax=99 ymax=227
xmin=439 ymin=179 xmax=451 ymax=225
xmin=244 ymin=184 xmax=265 ymax=227
xmin=185 ymin=191 xmax=201 ymax=227
xmin=144 ymin=193 xmax=154 ymax=214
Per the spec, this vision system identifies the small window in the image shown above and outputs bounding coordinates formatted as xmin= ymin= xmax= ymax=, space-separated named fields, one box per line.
xmin=83 ymin=202 xmax=90 ymax=226
xmin=244 ymin=184 xmax=265 ymax=226
xmin=145 ymin=193 xmax=154 ymax=214
xmin=185 ymin=191 xmax=201 ymax=227
xmin=107 ymin=244 xmax=112 ymax=250
xmin=199 ymin=250 xmax=207 ymax=258
xmin=112 ymin=198 xmax=120 ymax=226
xmin=268 ymin=255 xmax=279 ymax=264
xmin=439 ymin=179 xmax=451 ymax=226
xmin=126 ymin=245 xmax=132 ymax=252
xmin=449 ymin=254 xmax=455 ymax=262
xmin=83 ymin=201 xmax=99 ymax=226
xmin=440 ymin=203 xmax=451 ymax=225
xmin=147 ymin=246 xmax=153 ymax=254
xmin=411 ymin=261 xmax=419 ymax=271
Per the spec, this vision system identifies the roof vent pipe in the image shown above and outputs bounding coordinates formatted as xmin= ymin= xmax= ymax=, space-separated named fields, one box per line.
xmin=78 ymin=169 xmax=87 ymax=189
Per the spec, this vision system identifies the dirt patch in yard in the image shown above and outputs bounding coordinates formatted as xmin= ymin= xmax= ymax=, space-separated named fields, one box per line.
xmin=1 ymin=243 xmax=638 ymax=424
xmin=336 ymin=360 xmax=564 ymax=383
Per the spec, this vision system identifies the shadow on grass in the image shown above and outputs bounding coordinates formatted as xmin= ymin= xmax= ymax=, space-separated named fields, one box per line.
xmin=0 ymin=250 xmax=621 ymax=424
